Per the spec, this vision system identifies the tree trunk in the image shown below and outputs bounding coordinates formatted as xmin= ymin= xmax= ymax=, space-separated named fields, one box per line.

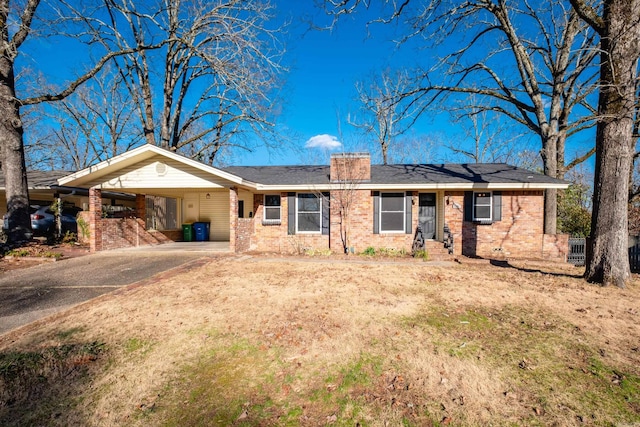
xmin=0 ymin=55 xmax=31 ymax=242
xmin=541 ymin=133 xmax=559 ymax=234
xmin=584 ymin=0 xmax=640 ymax=287
xmin=544 ymin=188 xmax=558 ymax=235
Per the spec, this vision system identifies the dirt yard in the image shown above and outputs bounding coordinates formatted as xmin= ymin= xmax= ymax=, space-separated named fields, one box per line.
xmin=0 ymin=241 xmax=90 ymax=273
xmin=0 ymin=255 xmax=638 ymax=426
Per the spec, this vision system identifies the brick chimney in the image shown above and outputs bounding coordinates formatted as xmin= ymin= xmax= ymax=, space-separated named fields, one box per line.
xmin=330 ymin=152 xmax=371 ymax=182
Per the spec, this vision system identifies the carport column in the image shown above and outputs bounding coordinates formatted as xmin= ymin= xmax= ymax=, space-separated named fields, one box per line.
xmin=229 ymin=186 xmax=238 ymax=252
xmin=89 ymin=187 xmax=103 ymax=252
xmin=135 ymin=194 xmax=146 ymax=220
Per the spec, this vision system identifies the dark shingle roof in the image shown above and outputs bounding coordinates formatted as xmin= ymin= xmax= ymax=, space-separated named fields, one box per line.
xmin=371 ymin=163 xmax=562 ymax=185
xmin=222 ymin=165 xmax=330 ymax=185
xmin=222 ymin=163 xmax=565 ymax=186
xmin=0 ymin=170 xmax=74 ymax=189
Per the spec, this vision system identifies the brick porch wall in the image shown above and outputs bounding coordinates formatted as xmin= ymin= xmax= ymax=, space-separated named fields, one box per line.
xmin=237 ymin=218 xmax=253 ymax=252
xmin=88 ymin=189 xmax=178 ymax=252
xmin=89 ymin=187 xmax=102 ymax=252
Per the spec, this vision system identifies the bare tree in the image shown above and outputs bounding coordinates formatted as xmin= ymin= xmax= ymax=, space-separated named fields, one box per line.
xmin=26 ymin=66 xmax=143 ymax=170
xmin=326 ymin=0 xmax=600 ymax=234
xmin=387 ymin=133 xmax=438 ymax=164
xmin=328 ymin=154 xmax=370 ymax=254
xmin=92 ymin=0 xmax=286 ymax=164
xmin=447 ymin=97 xmax=531 ymax=165
xmin=1 ymin=0 xmax=168 ymax=242
xmin=349 ymin=69 xmax=423 ymax=164
xmin=570 ymin=0 xmax=640 ymax=287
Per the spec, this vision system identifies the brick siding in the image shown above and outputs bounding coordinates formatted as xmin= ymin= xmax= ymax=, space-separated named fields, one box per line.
xmin=237 ymin=218 xmax=253 ymax=252
xmin=330 ymin=153 xmax=371 ymax=181
xmin=246 ymin=188 xmax=567 ymax=260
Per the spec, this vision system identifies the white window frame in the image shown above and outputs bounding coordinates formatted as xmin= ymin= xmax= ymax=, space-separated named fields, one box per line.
xmin=379 ymin=192 xmax=406 ymax=233
xmin=296 ymin=193 xmax=322 ymax=234
xmin=263 ymin=194 xmax=281 ymax=224
xmin=473 ymin=191 xmax=492 ymax=222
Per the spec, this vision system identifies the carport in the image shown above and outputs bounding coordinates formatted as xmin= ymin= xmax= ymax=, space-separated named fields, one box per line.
xmin=57 ymin=145 xmax=256 ymax=253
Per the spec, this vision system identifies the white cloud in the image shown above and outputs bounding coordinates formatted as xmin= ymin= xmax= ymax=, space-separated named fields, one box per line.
xmin=305 ymin=134 xmax=342 ymax=150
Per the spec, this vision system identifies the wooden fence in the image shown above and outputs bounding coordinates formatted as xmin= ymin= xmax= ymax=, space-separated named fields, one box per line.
xmin=568 ymin=236 xmax=640 ymax=272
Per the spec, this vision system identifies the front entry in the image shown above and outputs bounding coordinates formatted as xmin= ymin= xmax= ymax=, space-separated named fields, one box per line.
xmin=419 ymin=193 xmax=436 ymax=240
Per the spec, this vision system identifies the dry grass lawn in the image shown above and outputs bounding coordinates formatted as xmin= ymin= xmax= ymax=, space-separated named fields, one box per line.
xmin=0 ymin=255 xmax=639 ymax=426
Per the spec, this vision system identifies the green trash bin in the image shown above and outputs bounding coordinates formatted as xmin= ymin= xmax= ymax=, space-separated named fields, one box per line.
xmin=182 ymin=223 xmax=193 ymax=242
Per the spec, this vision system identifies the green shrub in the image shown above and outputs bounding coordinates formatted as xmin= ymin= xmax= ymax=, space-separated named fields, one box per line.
xmin=361 ymin=246 xmax=376 ymax=256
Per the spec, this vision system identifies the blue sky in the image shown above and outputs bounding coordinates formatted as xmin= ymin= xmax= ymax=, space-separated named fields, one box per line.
xmin=16 ymin=0 xmax=597 ymax=171
xmin=235 ymin=1 xmax=453 ymax=166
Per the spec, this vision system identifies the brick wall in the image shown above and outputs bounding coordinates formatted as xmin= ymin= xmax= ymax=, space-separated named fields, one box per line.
xmin=156 ymin=229 xmax=181 ymax=242
xmin=244 ymin=189 xmax=567 ymax=261
xmin=459 ymin=190 xmax=550 ymax=259
xmin=251 ymin=192 xmax=330 ymax=253
xmin=76 ymin=211 xmax=91 ymax=245
xmin=237 ymin=218 xmax=253 ymax=252
xmin=249 ymin=189 xmax=416 ymax=255
xmin=99 ymin=218 xmax=160 ymax=250
xmin=229 ymin=186 xmax=238 ymax=252
xmin=87 ymin=188 xmax=178 ymax=252
xmin=330 ymin=153 xmax=371 ymax=182
xmin=443 ymin=191 xmax=465 ymax=256
xmin=330 ymin=189 xmax=417 ymax=253
xmin=89 ymin=188 xmax=102 ymax=252
xmin=543 ymin=233 xmax=569 ymax=262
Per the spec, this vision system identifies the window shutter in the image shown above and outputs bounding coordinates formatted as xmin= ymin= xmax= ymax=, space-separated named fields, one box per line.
xmin=405 ymin=191 xmax=412 ymax=234
xmin=287 ymin=192 xmax=295 ymax=235
xmin=322 ymin=192 xmax=330 ymax=235
xmin=464 ymin=191 xmax=473 ymax=222
xmin=373 ymin=191 xmax=380 ymax=234
xmin=493 ymin=191 xmax=502 ymax=222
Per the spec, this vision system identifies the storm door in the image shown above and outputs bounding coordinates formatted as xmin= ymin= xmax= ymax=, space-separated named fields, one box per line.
xmin=419 ymin=193 xmax=436 ymax=240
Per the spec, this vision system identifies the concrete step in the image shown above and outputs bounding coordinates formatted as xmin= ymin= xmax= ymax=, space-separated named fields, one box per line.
xmin=422 ymin=240 xmax=454 ymax=261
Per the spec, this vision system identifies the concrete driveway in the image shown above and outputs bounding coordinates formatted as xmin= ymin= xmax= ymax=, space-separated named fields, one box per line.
xmin=0 ymin=248 xmax=221 ymax=335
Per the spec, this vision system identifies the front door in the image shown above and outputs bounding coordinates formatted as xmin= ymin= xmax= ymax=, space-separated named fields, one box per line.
xmin=419 ymin=193 xmax=436 ymax=240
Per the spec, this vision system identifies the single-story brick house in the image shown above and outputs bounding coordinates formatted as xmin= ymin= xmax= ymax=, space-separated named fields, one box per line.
xmin=57 ymin=144 xmax=570 ymax=260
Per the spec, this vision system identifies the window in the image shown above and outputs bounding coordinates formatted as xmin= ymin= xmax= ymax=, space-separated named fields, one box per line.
xmin=263 ymin=195 xmax=281 ymax=224
xmin=238 ymin=200 xmax=244 ymax=218
xmin=297 ymin=193 xmax=321 ymax=233
xmin=473 ymin=192 xmax=492 ymax=221
xmin=380 ymin=192 xmax=405 ymax=232
xmin=145 ymin=196 xmax=178 ymax=230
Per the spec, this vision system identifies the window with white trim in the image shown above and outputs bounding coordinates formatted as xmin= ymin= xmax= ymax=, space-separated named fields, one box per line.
xmin=263 ymin=194 xmax=281 ymax=224
xmin=380 ymin=192 xmax=405 ymax=232
xmin=297 ymin=193 xmax=321 ymax=233
xmin=473 ymin=191 xmax=492 ymax=221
